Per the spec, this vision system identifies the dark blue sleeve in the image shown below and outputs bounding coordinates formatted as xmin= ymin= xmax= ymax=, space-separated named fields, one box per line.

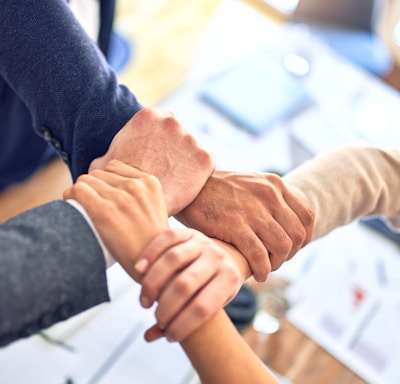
xmin=0 ymin=0 xmax=142 ymax=180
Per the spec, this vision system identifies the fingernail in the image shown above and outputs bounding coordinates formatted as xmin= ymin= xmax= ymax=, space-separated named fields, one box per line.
xmin=140 ymin=295 xmax=151 ymax=308
xmin=135 ymin=259 xmax=149 ymax=274
xmin=166 ymin=335 xmax=176 ymax=343
xmin=158 ymin=323 xmax=166 ymax=330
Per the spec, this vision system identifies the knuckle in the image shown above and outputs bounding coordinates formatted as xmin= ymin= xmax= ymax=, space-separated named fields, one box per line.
xmin=280 ymin=235 xmax=293 ymax=255
xmin=70 ymin=180 xmax=86 ymax=193
xmin=191 ymin=301 xmax=210 ymax=320
xmin=293 ymin=225 xmax=307 ymax=245
xmin=124 ymin=178 xmax=138 ymax=191
xmin=103 ymin=159 xmax=122 ymax=171
xmin=165 ymin=248 xmax=185 ymax=266
xmin=144 ymin=173 xmax=161 ymax=188
xmin=196 ymin=148 xmax=214 ymax=170
xmin=174 ymin=275 xmax=194 ymax=296
xmin=138 ymin=107 xmax=151 ymax=119
xmin=165 ymin=228 xmax=191 ymax=245
xmin=164 ymin=115 xmax=182 ymax=132
xmin=263 ymin=186 xmax=281 ymax=203
xmin=304 ymin=206 xmax=315 ymax=227
xmin=226 ymin=267 xmax=241 ymax=287
xmin=75 ymin=174 xmax=91 ymax=183
xmin=236 ymin=231 xmax=256 ymax=253
xmin=266 ymin=172 xmax=283 ymax=185
xmin=112 ymin=190 xmax=129 ymax=207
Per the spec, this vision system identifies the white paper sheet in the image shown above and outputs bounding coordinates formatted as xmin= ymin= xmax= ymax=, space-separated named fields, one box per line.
xmin=0 ymin=265 xmax=194 ymax=384
xmin=284 ymin=223 xmax=400 ymax=384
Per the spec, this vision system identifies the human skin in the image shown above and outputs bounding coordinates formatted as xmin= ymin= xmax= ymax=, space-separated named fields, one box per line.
xmin=65 ymin=161 xmax=245 ymax=338
xmin=136 ymin=228 xmax=249 ymax=342
xmin=64 ymin=160 xmax=169 ymax=281
xmin=89 ymin=108 xmax=215 ymax=217
xmin=175 ymin=170 xmax=314 ymax=282
xmin=180 ymin=309 xmax=280 ymax=384
xmin=92 ymin=109 xmax=314 ymax=283
xmin=66 ymin=162 xmax=278 ymax=383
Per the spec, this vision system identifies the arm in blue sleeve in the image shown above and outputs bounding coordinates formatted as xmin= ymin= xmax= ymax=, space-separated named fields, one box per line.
xmin=0 ymin=0 xmax=142 ymax=179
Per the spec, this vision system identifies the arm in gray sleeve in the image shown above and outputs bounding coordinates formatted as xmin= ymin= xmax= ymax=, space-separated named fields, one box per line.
xmin=0 ymin=201 xmax=110 ymax=347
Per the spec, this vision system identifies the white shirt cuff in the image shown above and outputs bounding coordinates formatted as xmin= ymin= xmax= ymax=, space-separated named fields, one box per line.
xmin=66 ymin=199 xmax=116 ymax=269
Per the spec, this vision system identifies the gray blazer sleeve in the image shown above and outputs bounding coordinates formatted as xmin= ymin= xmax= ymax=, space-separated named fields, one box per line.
xmin=0 ymin=201 xmax=110 ymax=347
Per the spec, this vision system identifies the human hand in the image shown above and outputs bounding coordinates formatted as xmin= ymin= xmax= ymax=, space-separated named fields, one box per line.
xmin=134 ymin=228 xmax=245 ymax=343
xmin=63 ymin=160 xmax=169 ymax=282
xmin=175 ymin=170 xmax=315 ymax=282
xmin=89 ymin=108 xmax=215 ymax=216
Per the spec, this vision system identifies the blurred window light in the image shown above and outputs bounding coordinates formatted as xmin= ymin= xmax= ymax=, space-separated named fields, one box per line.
xmin=393 ymin=19 xmax=400 ymax=46
xmin=262 ymin=0 xmax=299 ymax=14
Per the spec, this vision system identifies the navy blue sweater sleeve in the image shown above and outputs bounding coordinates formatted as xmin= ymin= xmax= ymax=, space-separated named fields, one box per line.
xmin=0 ymin=0 xmax=142 ymax=180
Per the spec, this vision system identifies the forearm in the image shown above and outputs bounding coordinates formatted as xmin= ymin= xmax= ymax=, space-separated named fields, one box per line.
xmin=0 ymin=0 xmax=141 ymax=179
xmin=283 ymin=145 xmax=400 ymax=240
xmin=0 ymin=201 xmax=109 ymax=346
xmin=176 ymin=240 xmax=275 ymax=383
xmin=181 ymin=309 xmax=279 ymax=384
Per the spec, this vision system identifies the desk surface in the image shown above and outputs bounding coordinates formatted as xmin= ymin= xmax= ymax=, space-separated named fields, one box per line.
xmin=0 ymin=1 xmax=381 ymax=383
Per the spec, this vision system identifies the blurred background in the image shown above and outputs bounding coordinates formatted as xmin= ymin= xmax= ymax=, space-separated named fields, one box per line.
xmin=2 ymin=1 xmax=400 ymax=383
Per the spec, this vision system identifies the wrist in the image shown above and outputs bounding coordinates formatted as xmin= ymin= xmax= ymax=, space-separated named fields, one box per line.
xmin=212 ymin=239 xmax=252 ymax=282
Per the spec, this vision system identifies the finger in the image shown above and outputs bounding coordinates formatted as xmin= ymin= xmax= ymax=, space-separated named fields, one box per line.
xmin=64 ymin=176 xmax=106 ymax=207
xmin=144 ymin=324 xmax=166 ymax=342
xmin=153 ymin=255 xmax=216 ymax=328
xmin=260 ymin=188 xmax=313 ymax=267
xmin=72 ymin=173 xmax=123 ymax=200
xmin=88 ymin=168 xmax=143 ymax=191
xmin=63 ymin=185 xmax=74 ymax=200
xmin=76 ymin=171 xmax=159 ymax=214
xmin=162 ymin=272 xmax=240 ymax=342
xmin=234 ymin=230 xmax=272 ymax=282
xmin=135 ymin=228 xmax=193 ymax=275
xmin=102 ymin=160 xmax=150 ymax=179
xmin=282 ymin=188 xmax=315 ymax=254
xmin=64 ymin=179 xmax=114 ymax=224
xmin=257 ymin=218 xmax=292 ymax=271
xmin=139 ymin=234 xmax=202 ymax=308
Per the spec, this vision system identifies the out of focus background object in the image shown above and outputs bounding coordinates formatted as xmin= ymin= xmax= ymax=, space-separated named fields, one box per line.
xmin=264 ymin=0 xmax=394 ymax=76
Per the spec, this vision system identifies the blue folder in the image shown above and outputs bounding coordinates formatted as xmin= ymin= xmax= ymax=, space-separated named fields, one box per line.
xmin=200 ymin=52 xmax=311 ymax=135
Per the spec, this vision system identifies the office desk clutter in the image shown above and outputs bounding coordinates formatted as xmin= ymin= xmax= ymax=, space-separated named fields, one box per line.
xmin=290 ymin=0 xmax=394 ymax=77
xmin=282 ymin=222 xmax=400 ymax=384
xmin=0 ymin=266 xmax=195 ymax=383
xmin=157 ymin=3 xmax=400 ymax=382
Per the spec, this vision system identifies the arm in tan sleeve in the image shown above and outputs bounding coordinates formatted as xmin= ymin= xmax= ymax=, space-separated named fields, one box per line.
xmin=283 ymin=145 xmax=400 ymax=240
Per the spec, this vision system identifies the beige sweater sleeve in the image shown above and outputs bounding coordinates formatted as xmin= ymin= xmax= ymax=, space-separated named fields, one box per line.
xmin=283 ymin=145 xmax=400 ymax=240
